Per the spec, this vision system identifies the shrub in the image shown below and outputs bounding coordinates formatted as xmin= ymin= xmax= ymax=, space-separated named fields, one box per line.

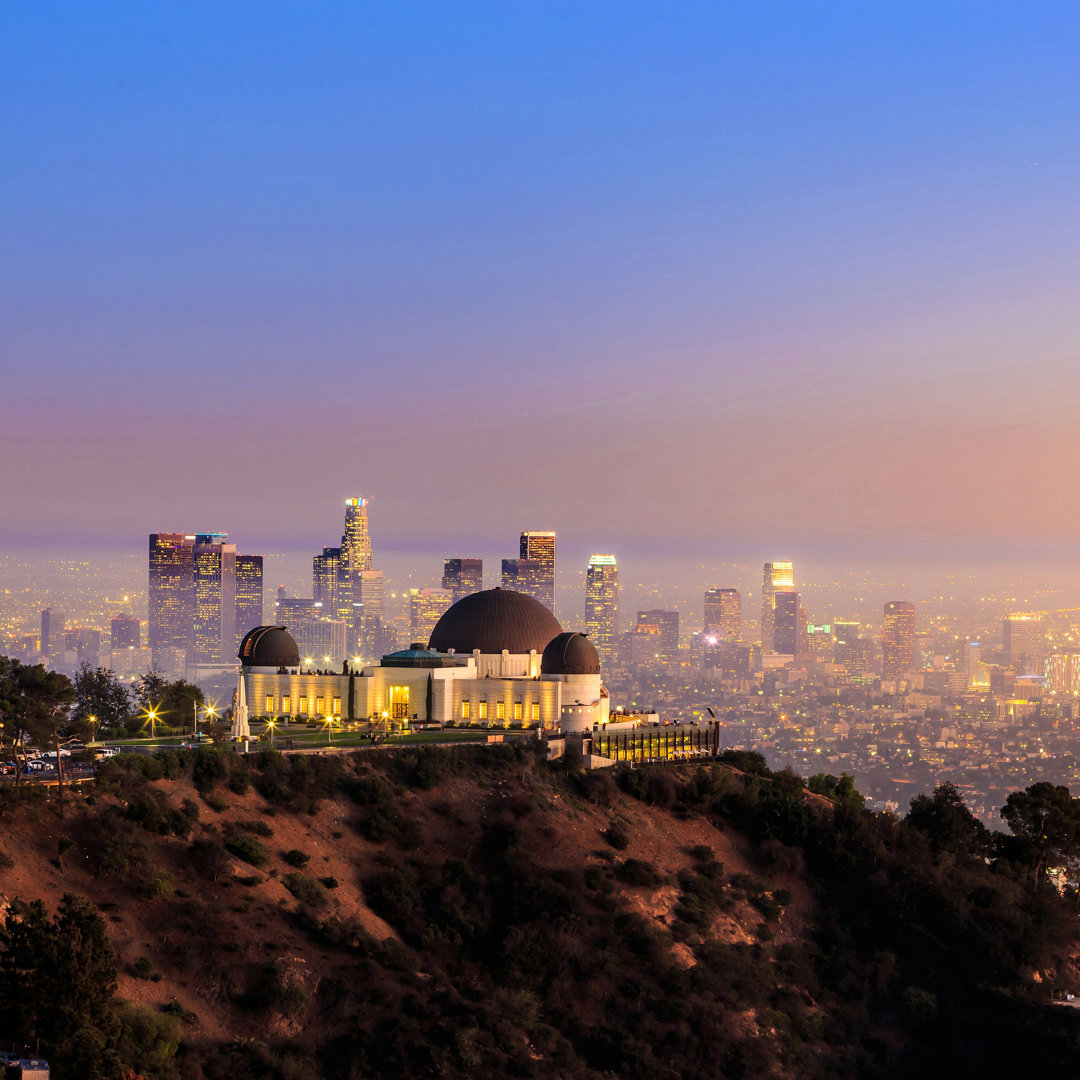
xmin=282 ymin=872 xmax=327 ymax=907
xmin=225 ymin=833 xmax=270 ymax=868
xmin=204 ymin=793 xmax=229 ymax=813
xmin=282 ymin=849 xmax=310 ymax=867
xmin=189 ymin=837 xmax=231 ymax=882
xmin=192 ymin=746 xmax=228 ymax=794
xmin=131 ymin=956 xmax=155 ymax=980
xmin=617 ymin=858 xmax=661 ymax=887
xmin=319 ymin=876 xmax=339 ymax=889
xmin=228 ymin=768 xmax=251 ymax=796
xmin=604 ymin=822 xmax=630 ymax=851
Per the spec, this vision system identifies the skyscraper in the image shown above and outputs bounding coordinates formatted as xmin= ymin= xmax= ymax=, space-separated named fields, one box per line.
xmin=313 ymin=547 xmax=345 ymax=616
xmin=772 ymin=591 xmax=800 ymax=655
xmin=110 ymin=614 xmax=141 ymax=649
xmin=704 ymin=588 xmax=740 ymax=643
xmin=584 ymin=554 xmax=619 ymax=664
xmin=882 ymin=601 xmax=916 ymax=680
xmin=634 ymin=610 xmax=680 ymax=663
xmin=761 ymin=561 xmax=794 ymax=648
xmin=356 ymin=568 xmax=385 ymax=659
xmin=342 ymin=496 xmax=373 ymax=574
xmin=443 ymin=558 xmax=483 ymax=603
xmin=519 ymin=530 xmax=556 ymax=614
xmin=501 ymin=558 xmax=544 ymax=599
xmin=1003 ymin=614 xmax=1045 ymax=675
xmin=409 ymin=588 xmax=454 ymax=644
xmin=148 ymin=533 xmax=195 ymax=665
xmin=40 ymin=608 xmax=66 ymax=658
xmin=235 ymin=554 xmax=264 ymax=645
xmin=192 ymin=533 xmax=237 ymax=664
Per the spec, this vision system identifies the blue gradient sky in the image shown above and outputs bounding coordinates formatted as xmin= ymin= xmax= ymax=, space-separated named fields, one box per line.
xmin=4 ymin=3 xmax=1080 ymax=561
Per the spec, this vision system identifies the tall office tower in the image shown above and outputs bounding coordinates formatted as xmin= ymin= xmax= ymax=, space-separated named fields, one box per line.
xmin=1003 ymin=614 xmax=1045 ymax=675
xmin=442 ymin=558 xmax=483 ymax=603
xmin=409 ymin=588 xmax=454 ymax=644
xmin=760 ymin=561 xmax=795 ymax=647
xmin=704 ymin=588 xmax=741 ymax=643
xmin=634 ymin=610 xmax=680 ymax=663
xmin=772 ymin=591 xmax=800 ymax=655
xmin=313 ymin=546 xmax=344 ymax=613
xmin=40 ymin=608 xmax=66 ymax=657
xmin=519 ymin=530 xmax=556 ymax=613
xmin=110 ymin=614 xmax=141 ymax=649
xmin=1047 ymin=652 xmax=1080 ymax=695
xmin=882 ymin=601 xmax=916 ymax=679
xmin=833 ymin=620 xmax=860 ymax=647
xmin=148 ymin=533 xmax=196 ymax=664
xmin=584 ymin=554 xmax=619 ymax=665
xmin=235 ymin=554 xmax=264 ymax=645
xmin=342 ymin=496 xmax=373 ymax=574
xmin=276 ymin=598 xmax=325 ymax=626
xmin=192 ymin=533 xmax=237 ymax=664
xmin=293 ymin=619 xmax=348 ymax=670
xmin=356 ymin=569 xmax=385 ymax=658
xmin=501 ymin=558 xmax=543 ymax=596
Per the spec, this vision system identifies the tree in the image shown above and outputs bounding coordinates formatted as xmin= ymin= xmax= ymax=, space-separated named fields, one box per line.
xmin=1000 ymin=782 xmax=1080 ymax=884
xmin=907 ymin=781 xmax=990 ymax=856
xmin=158 ymin=679 xmax=204 ymax=731
xmin=0 ymin=893 xmax=120 ymax=1075
xmin=133 ymin=670 xmax=168 ymax=713
xmin=809 ymin=772 xmax=865 ymax=807
xmin=72 ymin=664 xmax=132 ymax=736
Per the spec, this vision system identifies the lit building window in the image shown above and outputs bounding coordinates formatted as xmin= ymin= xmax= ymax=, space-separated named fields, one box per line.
xmin=513 ymin=702 xmax=523 ymax=721
xmin=265 ymin=695 xmax=275 ymax=714
xmin=316 ymin=696 xmax=325 ymax=714
xmin=283 ymin=696 xmax=291 ymax=714
xmin=496 ymin=701 xmax=505 ymax=721
xmin=299 ymin=696 xmax=308 ymax=715
xmin=461 ymin=701 xmax=471 ymax=720
xmin=332 ymin=697 xmax=341 ymax=716
xmin=531 ymin=703 xmax=540 ymax=722
xmin=479 ymin=700 xmax=488 ymax=720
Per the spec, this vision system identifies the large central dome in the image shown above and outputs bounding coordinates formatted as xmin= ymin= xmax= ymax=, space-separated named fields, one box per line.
xmin=428 ymin=588 xmax=562 ymax=655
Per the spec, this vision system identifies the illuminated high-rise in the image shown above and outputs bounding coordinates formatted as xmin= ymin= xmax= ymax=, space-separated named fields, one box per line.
xmin=502 ymin=558 xmax=543 ymax=598
xmin=342 ymin=496 xmax=373 ymax=573
xmin=356 ymin=569 xmax=385 ymax=659
xmin=519 ymin=530 xmax=556 ymax=614
xmin=760 ymin=561 xmax=794 ymax=648
xmin=40 ymin=608 xmax=66 ymax=658
xmin=882 ymin=601 xmax=916 ymax=679
xmin=193 ymin=533 xmax=237 ymax=664
xmin=584 ymin=554 xmax=619 ymax=664
xmin=110 ymin=614 xmax=141 ymax=649
xmin=235 ymin=554 xmax=264 ymax=645
xmin=409 ymin=588 xmax=454 ymax=644
xmin=313 ymin=546 xmax=347 ymax=618
xmin=1003 ymin=613 xmax=1045 ymax=675
xmin=772 ymin=591 xmax=800 ymax=655
xmin=443 ymin=558 xmax=483 ymax=603
xmin=704 ymin=588 xmax=740 ymax=643
xmin=148 ymin=533 xmax=195 ymax=664
xmin=634 ymin=610 xmax=679 ymax=663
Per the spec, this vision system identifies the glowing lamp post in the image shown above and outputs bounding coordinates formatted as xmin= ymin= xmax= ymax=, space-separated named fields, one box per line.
xmin=267 ymin=717 xmax=277 ymax=745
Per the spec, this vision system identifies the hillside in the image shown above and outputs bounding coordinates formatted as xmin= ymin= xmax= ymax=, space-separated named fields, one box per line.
xmin=2 ymin=744 xmax=1080 ymax=1079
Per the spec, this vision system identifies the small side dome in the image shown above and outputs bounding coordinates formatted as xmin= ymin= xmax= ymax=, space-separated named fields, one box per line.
xmin=238 ymin=625 xmax=300 ymax=668
xmin=541 ymin=632 xmax=601 ymax=675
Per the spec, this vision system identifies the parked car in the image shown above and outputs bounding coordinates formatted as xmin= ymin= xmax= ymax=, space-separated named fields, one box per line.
xmin=0 ymin=762 xmax=16 ymax=775
xmin=96 ymin=747 xmax=118 ymax=759
xmin=25 ymin=759 xmax=48 ymax=772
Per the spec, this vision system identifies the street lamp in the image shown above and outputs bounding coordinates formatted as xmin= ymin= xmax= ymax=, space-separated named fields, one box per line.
xmin=266 ymin=717 xmax=277 ymax=745
xmin=322 ymin=716 xmax=333 ymax=745
xmin=144 ymin=706 xmax=159 ymax=740
xmin=89 ymin=715 xmax=97 ymax=744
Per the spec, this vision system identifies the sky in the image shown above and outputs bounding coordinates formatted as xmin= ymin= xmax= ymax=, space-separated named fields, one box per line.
xmin=4 ymin=2 xmax=1080 ymax=567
